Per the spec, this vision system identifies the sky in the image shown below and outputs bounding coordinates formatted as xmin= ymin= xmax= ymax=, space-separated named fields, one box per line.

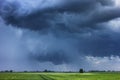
xmin=0 ymin=0 xmax=120 ymax=71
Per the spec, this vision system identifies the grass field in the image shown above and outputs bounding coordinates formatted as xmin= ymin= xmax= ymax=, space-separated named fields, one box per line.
xmin=0 ymin=72 xmax=120 ymax=80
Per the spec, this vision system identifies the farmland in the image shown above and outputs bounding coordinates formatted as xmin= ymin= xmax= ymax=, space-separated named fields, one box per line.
xmin=0 ymin=72 xmax=120 ymax=80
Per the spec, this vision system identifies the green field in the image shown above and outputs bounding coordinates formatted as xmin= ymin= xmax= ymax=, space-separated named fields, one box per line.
xmin=0 ymin=72 xmax=120 ymax=80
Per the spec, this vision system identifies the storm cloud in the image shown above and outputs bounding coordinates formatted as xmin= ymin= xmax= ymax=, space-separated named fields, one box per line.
xmin=0 ymin=0 xmax=120 ymax=71
xmin=0 ymin=0 xmax=117 ymax=31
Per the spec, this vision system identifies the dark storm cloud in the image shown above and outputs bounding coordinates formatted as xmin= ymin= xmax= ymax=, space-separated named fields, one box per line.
xmin=1 ymin=0 xmax=120 ymax=71
xmin=31 ymin=51 xmax=71 ymax=65
xmin=87 ymin=8 xmax=120 ymax=25
xmin=76 ymin=30 xmax=120 ymax=57
xmin=0 ymin=0 xmax=116 ymax=31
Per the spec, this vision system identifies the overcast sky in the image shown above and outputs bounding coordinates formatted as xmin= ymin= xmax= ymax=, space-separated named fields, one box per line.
xmin=0 ymin=0 xmax=120 ymax=71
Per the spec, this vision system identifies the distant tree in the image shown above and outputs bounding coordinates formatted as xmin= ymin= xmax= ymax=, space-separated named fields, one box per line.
xmin=24 ymin=71 xmax=28 ymax=72
xmin=79 ymin=68 xmax=84 ymax=73
xmin=10 ymin=70 xmax=13 ymax=73
xmin=5 ymin=70 xmax=9 ymax=72
xmin=44 ymin=69 xmax=48 ymax=72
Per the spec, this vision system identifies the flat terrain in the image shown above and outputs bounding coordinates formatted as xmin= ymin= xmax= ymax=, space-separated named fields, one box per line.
xmin=0 ymin=72 xmax=120 ymax=80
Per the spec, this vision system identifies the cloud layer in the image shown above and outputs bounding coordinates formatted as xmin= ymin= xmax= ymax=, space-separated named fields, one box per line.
xmin=0 ymin=0 xmax=120 ymax=71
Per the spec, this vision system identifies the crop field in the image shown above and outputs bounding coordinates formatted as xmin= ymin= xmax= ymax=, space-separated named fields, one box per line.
xmin=0 ymin=72 xmax=120 ymax=80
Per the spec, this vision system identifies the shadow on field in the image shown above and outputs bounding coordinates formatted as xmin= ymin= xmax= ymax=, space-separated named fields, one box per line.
xmin=40 ymin=75 xmax=55 ymax=80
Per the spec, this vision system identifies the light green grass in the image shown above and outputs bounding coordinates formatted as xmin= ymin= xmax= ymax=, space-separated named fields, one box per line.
xmin=0 ymin=72 xmax=120 ymax=80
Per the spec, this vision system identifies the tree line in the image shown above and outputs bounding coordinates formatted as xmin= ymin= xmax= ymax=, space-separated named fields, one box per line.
xmin=0 ymin=69 xmax=119 ymax=73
